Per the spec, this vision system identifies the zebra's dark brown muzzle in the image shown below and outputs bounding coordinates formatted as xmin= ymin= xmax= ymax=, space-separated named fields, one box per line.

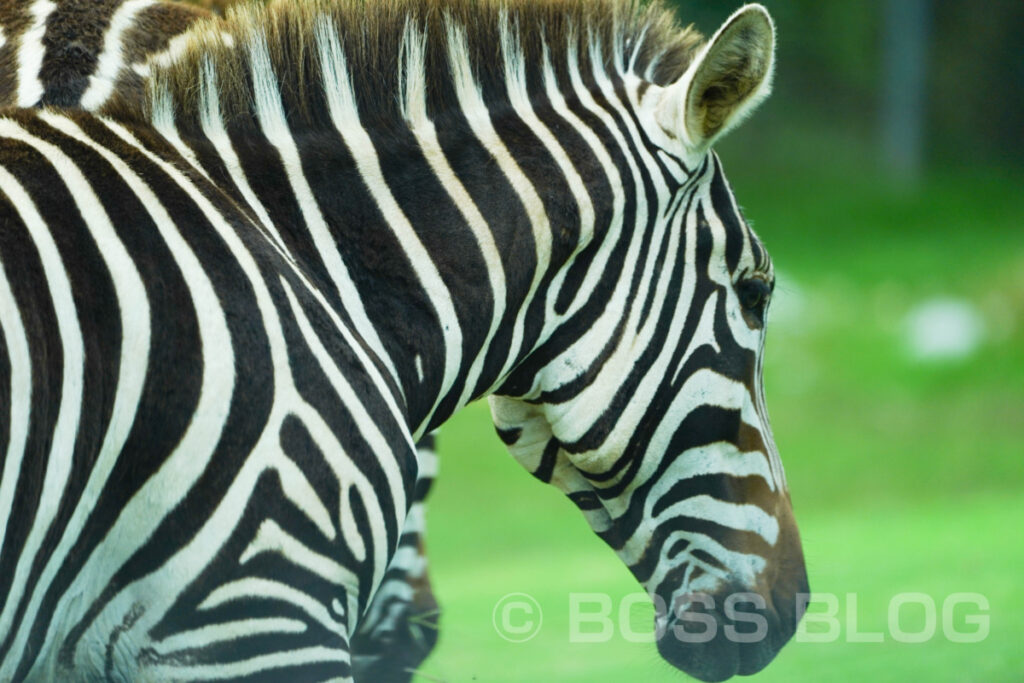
xmin=655 ymin=500 xmax=808 ymax=681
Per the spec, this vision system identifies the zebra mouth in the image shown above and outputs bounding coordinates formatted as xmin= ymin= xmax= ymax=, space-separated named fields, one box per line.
xmin=654 ymin=579 xmax=807 ymax=681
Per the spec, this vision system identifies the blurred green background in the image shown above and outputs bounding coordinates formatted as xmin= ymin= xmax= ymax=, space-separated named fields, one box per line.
xmin=416 ymin=1 xmax=1024 ymax=681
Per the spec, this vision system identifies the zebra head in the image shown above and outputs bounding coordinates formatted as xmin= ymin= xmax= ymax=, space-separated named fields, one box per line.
xmin=490 ymin=5 xmax=807 ymax=679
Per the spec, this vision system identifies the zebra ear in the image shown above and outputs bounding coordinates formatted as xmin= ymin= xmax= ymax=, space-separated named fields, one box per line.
xmin=655 ymin=4 xmax=775 ymax=151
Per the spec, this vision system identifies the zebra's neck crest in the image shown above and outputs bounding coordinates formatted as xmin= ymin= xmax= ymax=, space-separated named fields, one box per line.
xmin=117 ymin=0 xmax=703 ymax=133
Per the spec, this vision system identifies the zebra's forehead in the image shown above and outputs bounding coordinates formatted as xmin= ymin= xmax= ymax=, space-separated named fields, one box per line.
xmin=707 ymin=152 xmax=771 ymax=277
xmin=664 ymin=151 xmax=773 ymax=283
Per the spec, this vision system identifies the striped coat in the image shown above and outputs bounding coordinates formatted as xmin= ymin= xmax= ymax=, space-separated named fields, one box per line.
xmin=0 ymin=1 xmax=808 ymax=680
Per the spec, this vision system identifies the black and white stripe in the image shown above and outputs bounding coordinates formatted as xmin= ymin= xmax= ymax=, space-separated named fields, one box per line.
xmin=1 ymin=2 xmax=443 ymax=679
xmin=0 ymin=0 xmax=215 ymax=110
xmin=0 ymin=1 xmax=807 ymax=680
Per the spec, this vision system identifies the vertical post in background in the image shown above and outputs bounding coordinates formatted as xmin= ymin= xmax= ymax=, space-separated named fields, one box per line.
xmin=881 ymin=0 xmax=931 ymax=184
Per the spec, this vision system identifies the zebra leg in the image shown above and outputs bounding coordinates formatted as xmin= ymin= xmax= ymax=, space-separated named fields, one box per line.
xmin=351 ymin=433 xmax=440 ymax=682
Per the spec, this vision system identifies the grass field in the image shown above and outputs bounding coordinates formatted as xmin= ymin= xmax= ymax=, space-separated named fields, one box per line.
xmin=411 ymin=154 xmax=1024 ymax=682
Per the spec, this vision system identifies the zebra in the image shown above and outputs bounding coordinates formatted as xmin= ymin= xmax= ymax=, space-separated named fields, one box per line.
xmin=0 ymin=1 xmax=442 ymax=678
xmin=0 ymin=0 xmax=214 ymax=110
xmin=0 ymin=0 xmax=809 ymax=680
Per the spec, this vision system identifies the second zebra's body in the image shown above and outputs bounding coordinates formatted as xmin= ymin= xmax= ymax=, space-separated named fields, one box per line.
xmin=0 ymin=1 xmax=808 ymax=680
xmin=0 ymin=0 xmax=212 ymax=110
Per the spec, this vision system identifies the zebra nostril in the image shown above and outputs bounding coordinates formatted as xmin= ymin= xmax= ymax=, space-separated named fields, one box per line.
xmin=653 ymin=579 xmax=799 ymax=681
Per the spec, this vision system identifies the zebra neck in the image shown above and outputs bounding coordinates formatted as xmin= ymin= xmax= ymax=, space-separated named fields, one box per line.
xmin=143 ymin=12 xmax=636 ymax=433
xmin=165 ymin=115 xmax=563 ymax=437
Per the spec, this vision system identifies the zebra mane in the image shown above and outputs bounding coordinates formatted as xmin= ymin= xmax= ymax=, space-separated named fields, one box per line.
xmin=112 ymin=0 xmax=703 ymax=132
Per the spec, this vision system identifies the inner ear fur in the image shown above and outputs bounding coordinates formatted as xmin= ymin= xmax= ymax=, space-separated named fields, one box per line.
xmin=687 ymin=8 xmax=774 ymax=142
xmin=655 ymin=4 xmax=775 ymax=149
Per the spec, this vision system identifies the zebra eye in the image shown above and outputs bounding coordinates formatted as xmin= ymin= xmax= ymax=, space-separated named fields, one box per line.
xmin=735 ymin=277 xmax=772 ymax=324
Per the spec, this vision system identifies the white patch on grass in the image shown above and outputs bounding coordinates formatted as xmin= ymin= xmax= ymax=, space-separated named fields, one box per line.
xmin=905 ymin=297 xmax=984 ymax=361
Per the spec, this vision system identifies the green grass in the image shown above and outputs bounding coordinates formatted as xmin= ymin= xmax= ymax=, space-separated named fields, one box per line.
xmin=412 ymin=159 xmax=1024 ymax=681
xmin=420 ymin=465 xmax=1024 ymax=682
